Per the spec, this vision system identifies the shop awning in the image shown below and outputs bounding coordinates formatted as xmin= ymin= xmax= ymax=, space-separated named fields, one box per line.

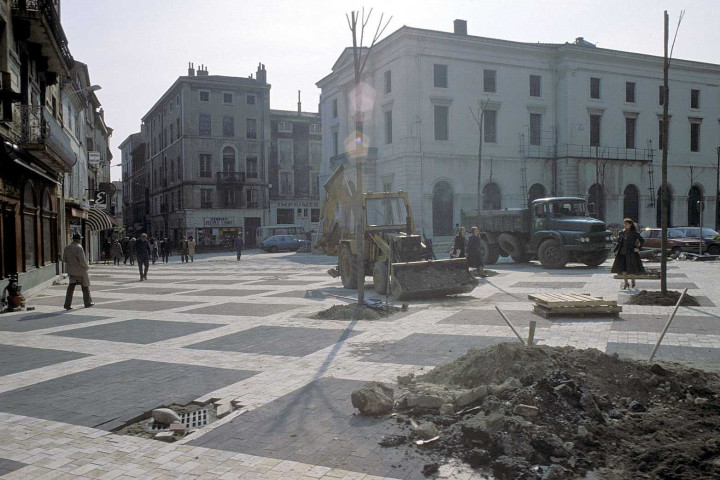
xmin=87 ymin=207 xmax=117 ymax=231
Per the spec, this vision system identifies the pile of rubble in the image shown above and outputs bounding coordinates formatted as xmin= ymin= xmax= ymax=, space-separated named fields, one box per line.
xmin=351 ymin=343 xmax=720 ymax=479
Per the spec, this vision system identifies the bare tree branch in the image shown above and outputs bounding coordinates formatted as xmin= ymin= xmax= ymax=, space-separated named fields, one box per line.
xmin=668 ymin=9 xmax=685 ymax=66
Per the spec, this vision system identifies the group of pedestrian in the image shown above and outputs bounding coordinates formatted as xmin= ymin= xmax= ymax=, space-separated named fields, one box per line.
xmin=177 ymin=236 xmax=197 ymax=263
xmin=451 ymin=225 xmax=484 ymax=273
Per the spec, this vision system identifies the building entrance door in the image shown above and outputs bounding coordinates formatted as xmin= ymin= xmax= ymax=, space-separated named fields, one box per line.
xmin=2 ymin=207 xmax=17 ymax=277
xmin=244 ymin=217 xmax=261 ymax=247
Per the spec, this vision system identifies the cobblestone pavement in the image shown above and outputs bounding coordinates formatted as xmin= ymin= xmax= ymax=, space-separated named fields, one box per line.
xmin=0 ymin=251 xmax=718 ymax=479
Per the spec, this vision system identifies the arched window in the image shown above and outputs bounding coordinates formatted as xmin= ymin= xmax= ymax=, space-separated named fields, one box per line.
xmin=588 ymin=183 xmax=605 ymax=221
xmin=687 ymin=185 xmax=703 ymax=227
xmin=527 ymin=183 xmax=546 ymax=208
xmin=223 ymin=146 xmax=235 ymax=172
xmin=432 ymin=181 xmax=453 ymax=236
xmin=22 ymin=182 xmax=38 ymax=270
xmin=41 ymin=190 xmax=56 ymax=264
xmin=656 ymin=185 xmax=673 ymax=227
xmin=482 ymin=182 xmax=501 ymax=210
xmin=623 ymin=184 xmax=640 ymax=223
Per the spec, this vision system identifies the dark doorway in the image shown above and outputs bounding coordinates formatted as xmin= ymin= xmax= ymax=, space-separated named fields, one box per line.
xmin=432 ymin=181 xmax=453 ymax=236
xmin=656 ymin=185 xmax=673 ymax=227
xmin=588 ymin=183 xmax=605 ymax=221
xmin=482 ymin=182 xmax=502 ymax=210
xmin=244 ymin=217 xmax=261 ymax=247
xmin=2 ymin=207 xmax=18 ymax=278
xmin=527 ymin=183 xmax=546 ymax=208
xmin=623 ymin=184 xmax=640 ymax=223
xmin=687 ymin=185 xmax=703 ymax=227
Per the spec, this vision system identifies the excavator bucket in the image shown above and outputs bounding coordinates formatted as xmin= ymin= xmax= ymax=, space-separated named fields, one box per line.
xmin=390 ymin=258 xmax=479 ymax=300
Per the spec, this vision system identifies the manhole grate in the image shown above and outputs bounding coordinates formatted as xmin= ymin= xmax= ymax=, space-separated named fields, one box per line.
xmin=147 ymin=409 xmax=208 ymax=431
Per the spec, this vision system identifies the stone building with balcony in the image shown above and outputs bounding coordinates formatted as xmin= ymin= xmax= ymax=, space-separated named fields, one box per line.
xmin=0 ymin=0 xmax=76 ymax=293
xmin=317 ymin=20 xmax=720 ymax=242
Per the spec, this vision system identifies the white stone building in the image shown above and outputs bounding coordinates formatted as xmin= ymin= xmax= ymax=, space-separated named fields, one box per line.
xmin=317 ymin=20 xmax=720 ymax=241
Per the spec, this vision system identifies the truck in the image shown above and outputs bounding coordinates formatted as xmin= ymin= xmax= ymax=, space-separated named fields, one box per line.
xmin=461 ymin=197 xmax=614 ymax=269
xmin=316 ymin=166 xmax=478 ymax=300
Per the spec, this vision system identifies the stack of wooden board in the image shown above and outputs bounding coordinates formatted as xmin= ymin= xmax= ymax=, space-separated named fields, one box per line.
xmin=528 ymin=292 xmax=622 ymax=318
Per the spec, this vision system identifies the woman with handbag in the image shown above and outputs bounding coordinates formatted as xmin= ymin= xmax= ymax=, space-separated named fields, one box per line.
xmin=611 ymin=218 xmax=645 ymax=289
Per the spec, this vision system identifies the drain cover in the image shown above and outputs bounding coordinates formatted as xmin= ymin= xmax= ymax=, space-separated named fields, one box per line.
xmin=147 ymin=409 xmax=208 ymax=432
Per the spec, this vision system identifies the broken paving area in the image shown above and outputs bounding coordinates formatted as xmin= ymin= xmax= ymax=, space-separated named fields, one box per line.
xmin=311 ymin=303 xmax=406 ymax=320
xmin=353 ymin=343 xmax=720 ymax=479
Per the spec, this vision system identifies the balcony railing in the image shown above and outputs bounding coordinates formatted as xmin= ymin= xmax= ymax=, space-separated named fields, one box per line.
xmin=12 ymin=0 xmax=74 ymax=70
xmin=216 ymin=171 xmax=246 ymax=184
xmin=12 ymin=104 xmax=76 ymax=170
xmin=520 ymin=143 xmax=653 ymax=162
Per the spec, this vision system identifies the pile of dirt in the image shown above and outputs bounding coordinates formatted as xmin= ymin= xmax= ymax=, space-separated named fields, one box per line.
xmin=474 ymin=269 xmax=499 ymax=278
xmin=312 ymin=303 xmax=404 ymax=320
xmin=378 ymin=343 xmax=720 ymax=479
xmin=626 ymin=290 xmax=701 ymax=307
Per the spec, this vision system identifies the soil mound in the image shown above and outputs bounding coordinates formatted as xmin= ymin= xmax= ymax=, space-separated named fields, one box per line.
xmin=384 ymin=343 xmax=720 ymax=479
xmin=626 ymin=290 xmax=700 ymax=306
xmin=312 ymin=304 xmax=403 ymax=320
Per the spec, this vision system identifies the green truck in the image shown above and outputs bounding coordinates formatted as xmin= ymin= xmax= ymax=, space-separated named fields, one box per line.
xmin=461 ymin=197 xmax=614 ymax=268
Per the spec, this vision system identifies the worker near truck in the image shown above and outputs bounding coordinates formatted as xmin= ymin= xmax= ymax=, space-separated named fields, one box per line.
xmin=611 ymin=218 xmax=645 ymax=289
xmin=451 ymin=226 xmax=466 ymax=258
xmin=466 ymin=226 xmax=484 ymax=273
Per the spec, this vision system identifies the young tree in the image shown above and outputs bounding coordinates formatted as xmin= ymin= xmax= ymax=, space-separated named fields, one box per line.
xmin=470 ymin=98 xmax=491 ymax=212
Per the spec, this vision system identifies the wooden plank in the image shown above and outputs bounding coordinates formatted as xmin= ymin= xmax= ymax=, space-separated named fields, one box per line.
xmin=534 ymin=304 xmax=622 ymax=314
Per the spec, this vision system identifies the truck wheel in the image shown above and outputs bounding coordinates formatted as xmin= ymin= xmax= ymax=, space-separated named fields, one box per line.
xmin=708 ymin=245 xmax=720 ymax=255
xmin=580 ymin=251 xmax=608 ymax=267
xmin=538 ymin=239 xmax=568 ymax=269
xmin=511 ymin=252 xmax=531 ymax=264
xmin=498 ymin=233 xmax=521 ymax=257
xmin=479 ymin=239 xmax=500 ymax=265
xmin=339 ymin=246 xmax=358 ymax=289
xmin=373 ymin=262 xmax=389 ymax=294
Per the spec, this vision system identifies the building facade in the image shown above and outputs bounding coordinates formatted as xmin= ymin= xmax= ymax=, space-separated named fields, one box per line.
xmin=317 ymin=21 xmax=720 ymax=241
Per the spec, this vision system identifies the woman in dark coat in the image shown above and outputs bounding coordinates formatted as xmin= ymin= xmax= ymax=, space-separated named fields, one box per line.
xmin=466 ymin=226 xmax=484 ymax=272
xmin=611 ymin=218 xmax=645 ymax=289
xmin=452 ymin=226 xmax=466 ymax=258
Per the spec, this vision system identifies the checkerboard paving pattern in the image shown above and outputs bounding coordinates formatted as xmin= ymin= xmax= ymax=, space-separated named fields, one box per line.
xmin=0 ymin=250 xmax=717 ymax=479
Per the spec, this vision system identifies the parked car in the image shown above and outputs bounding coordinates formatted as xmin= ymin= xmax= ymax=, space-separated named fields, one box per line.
xmin=673 ymin=227 xmax=720 ymax=255
xmin=259 ymin=235 xmax=310 ymax=253
xmin=639 ymin=228 xmax=703 ymax=256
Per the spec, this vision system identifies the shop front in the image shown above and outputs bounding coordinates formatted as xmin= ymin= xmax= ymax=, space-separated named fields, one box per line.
xmin=270 ymin=200 xmax=321 ymax=241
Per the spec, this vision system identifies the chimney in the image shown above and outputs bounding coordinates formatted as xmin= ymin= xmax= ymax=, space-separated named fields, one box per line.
xmin=256 ymin=63 xmax=267 ymax=84
xmin=187 ymin=62 xmax=195 ymax=76
xmin=453 ymin=19 xmax=467 ymax=35
xmin=197 ymin=64 xmax=209 ymax=76
xmin=297 ymin=90 xmax=302 ymax=115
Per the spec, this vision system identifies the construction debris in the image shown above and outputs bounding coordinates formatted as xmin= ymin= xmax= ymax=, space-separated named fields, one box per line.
xmin=626 ymin=290 xmax=701 ymax=307
xmin=351 ymin=382 xmax=394 ymax=416
xmin=311 ymin=303 xmax=404 ymax=320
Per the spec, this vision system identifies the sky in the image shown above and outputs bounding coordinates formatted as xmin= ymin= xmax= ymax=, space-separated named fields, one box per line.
xmin=60 ymin=0 xmax=720 ymax=182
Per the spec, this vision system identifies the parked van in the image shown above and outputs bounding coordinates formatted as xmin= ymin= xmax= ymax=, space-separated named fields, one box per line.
xmin=255 ymin=225 xmax=308 ymax=245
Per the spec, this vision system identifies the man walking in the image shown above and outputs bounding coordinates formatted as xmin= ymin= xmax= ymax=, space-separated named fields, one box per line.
xmin=128 ymin=237 xmax=137 ymax=265
xmin=122 ymin=236 xmax=130 ymax=264
xmin=62 ymin=233 xmax=94 ymax=310
xmin=161 ymin=238 xmax=170 ymax=263
xmin=234 ymin=233 xmax=244 ymax=261
xmin=134 ymin=233 xmax=151 ymax=281
xmin=111 ymin=239 xmax=123 ymax=265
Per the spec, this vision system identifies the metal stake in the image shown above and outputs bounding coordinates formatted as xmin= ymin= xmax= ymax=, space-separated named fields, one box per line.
xmin=648 ymin=287 xmax=687 ymax=363
xmin=495 ymin=306 xmax=525 ymax=345
xmin=527 ymin=320 xmax=536 ymax=346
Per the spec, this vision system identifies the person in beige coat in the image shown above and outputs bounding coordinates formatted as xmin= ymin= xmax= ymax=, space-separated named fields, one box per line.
xmin=187 ymin=236 xmax=196 ymax=262
xmin=62 ymin=233 xmax=94 ymax=310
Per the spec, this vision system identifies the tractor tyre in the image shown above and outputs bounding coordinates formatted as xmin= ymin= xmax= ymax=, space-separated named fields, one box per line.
xmin=372 ymin=262 xmax=389 ymax=295
xmin=538 ymin=239 xmax=569 ymax=269
xmin=339 ymin=246 xmax=358 ymax=289
xmin=479 ymin=239 xmax=500 ymax=265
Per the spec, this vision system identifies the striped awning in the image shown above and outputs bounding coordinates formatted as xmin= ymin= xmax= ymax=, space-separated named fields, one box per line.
xmin=87 ymin=207 xmax=117 ymax=231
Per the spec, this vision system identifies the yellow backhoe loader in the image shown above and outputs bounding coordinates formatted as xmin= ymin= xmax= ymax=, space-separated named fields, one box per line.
xmin=316 ymin=166 xmax=478 ymax=300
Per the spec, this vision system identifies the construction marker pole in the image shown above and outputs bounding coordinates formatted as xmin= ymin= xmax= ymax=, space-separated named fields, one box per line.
xmin=527 ymin=320 xmax=536 ymax=347
xmin=495 ymin=306 xmax=525 ymax=345
xmin=648 ymin=287 xmax=688 ymax=363
xmin=386 ymin=239 xmax=392 ymax=310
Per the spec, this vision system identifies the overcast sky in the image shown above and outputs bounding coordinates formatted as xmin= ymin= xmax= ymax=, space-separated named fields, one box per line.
xmin=60 ymin=0 xmax=720 ymax=181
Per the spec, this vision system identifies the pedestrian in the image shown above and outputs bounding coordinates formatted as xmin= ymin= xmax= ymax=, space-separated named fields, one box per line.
xmin=134 ymin=233 xmax=152 ymax=281
xmin=121 ymin=236 xmax=130 ymax=264
xmin=111 ymin=239 xmax=123 ymax=265
xmin=150 ymin=237 xmax=158 ymax=264
xmin=103 ymin=238 xmax=112 ymax=263
xmin=128 ymin=237 xmax=137 ymax=265
xmin=161 ymin=238 xmax=170 ymax=263
xmin=187 ymin=236 xmax=196 ymax=262
xmin=466 ymin=226 xmax=484 ymax=274
xmin=178 ymin=236 xmax=188 ymax=263
xmin=62 ymin=233 xmax=94 ymax=310
xmin=451 ymin=226 xmax=466 ymax=258
xmin=611 ymin=218 xmax=645 ymax=290
xmin=234 ymin=233 xmax=244 ymax=261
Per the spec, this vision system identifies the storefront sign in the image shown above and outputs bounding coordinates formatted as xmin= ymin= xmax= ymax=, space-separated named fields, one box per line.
xmin=70 ymin=208 xmax=88 ymax=219
xmin=88 ymin=151 xmax=101 ymax=164
xmin=0 ymin=179 xmax=20 ymax=198
xmin=203 ymin=217 xmax=233 ymax=227
xmin=274 ymin=201 xmax=318 ymax=208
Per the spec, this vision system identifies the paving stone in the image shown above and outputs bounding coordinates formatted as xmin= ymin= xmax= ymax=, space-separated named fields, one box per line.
xmin=440 ymin=309 xmax=553 ymax=327
xmin=0 ymin=312 xmax=109 ymax=332
xmin=188 ymin=377 xmax=431 ymax=479
xmin=95 ymin=299 xmax=201 ymax=311
xmin=0 ymin=359 xmax=257 ymax=430
xmin=247 ymin=279 xmax=327 ymax=286
xmin=181 ymin=302 xmax=302 ymax=317
xmin=175 ymin=279 xmax=246 ymax=285
xmin=108 ymin=287 xmax=195 ymax=295
xmin=0 ymin=345 xmax=90 ymax=376
xmin=358 ymin=334 xmax=517 ymax=366
xmin=51 ymin=319 xmax=225 ymax=344
xmin=610 ymin=315 xmax=720 ymax=334
xmin=26 ymin=296 xmax=120 ymax=307
xmin=0 ymin=457 xmax=27 ymax=476
xmin=606 ymin=342 xmax=720 ymax=369
xmin=186 ymin=325 xmax=360 ymax=356
xmin=510 ymin=281 xmax=587 ymax=289
xmin=480 ymin=293 xmax=533 ymax=303
xmin=194 ymin=289 xmax=272 ymax=297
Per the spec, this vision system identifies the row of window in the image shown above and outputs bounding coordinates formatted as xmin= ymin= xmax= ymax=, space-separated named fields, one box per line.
xmin=198 ymin=114 xmax=256 ymax=138
xmin=198 ymin=90 xmax=257 ymax=106
xmin=276 ymin=121 xmax=322 ymax=134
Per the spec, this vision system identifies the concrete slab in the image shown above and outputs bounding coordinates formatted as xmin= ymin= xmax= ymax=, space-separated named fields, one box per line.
xmin=51 ymin=319 xmax=225 ymax=344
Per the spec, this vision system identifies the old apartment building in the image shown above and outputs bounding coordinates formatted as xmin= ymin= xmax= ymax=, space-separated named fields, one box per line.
xmin=317 ymin=20 xmax=720 ymax=240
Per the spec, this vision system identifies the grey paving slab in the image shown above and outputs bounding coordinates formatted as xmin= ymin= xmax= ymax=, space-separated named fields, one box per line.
xmin=181 ymin=302 xmax=302 ymax=317
xmin=0 ymin=345 xmax=89 ymax=376
xmin=0 ymin=458 xmax=27 ymax=476
xmin=188 ymin=377 xmax=430 ymax=480
xmin=185 ymin=325 xmax=360 ymax=356
xmin=479 ymin=292 xmax=534 ymax=303
xmin=610 ymin=314 xmax=720 ymax=334
xmin=0 ymin=312 xmax=109 ymax=332
xmin=358 ymin=333 xmax=516 ymax=366
xmin=26 ymin=296 xmax=120 ymax=307
xmin=48 ymin=284 xmax=127 ymax=292
xmin=0 ymin=359 xmax=257 ymax=431
xmin=107 ymin=287 xmax=195 ymax=295
xmin=194 ymin=289 xmax=272 ymax=297
xmin=440 ymin=309 xmax=553 ymax=327
xmin=95 ymin=299 xmax=202 ymax=312
xmin=51 ymin=319 xmax=225 ymax=344
xmin=175 ymin=279 xmax=245 ymax=285
xmin=510 ymin=281 xmax=587 ymax=289
xmin=247 ymin=279 xmax=325 ymax=286
xmin=607 ymin=342 xmax=720 ymax=370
